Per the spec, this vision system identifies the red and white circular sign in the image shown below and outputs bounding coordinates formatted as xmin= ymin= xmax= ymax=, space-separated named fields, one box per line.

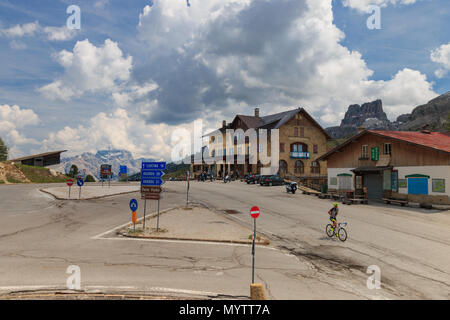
xmin=67 ymin=179 xmax=74 ymax=187
xmin=250 ymin=206 xmax=260 ymax=219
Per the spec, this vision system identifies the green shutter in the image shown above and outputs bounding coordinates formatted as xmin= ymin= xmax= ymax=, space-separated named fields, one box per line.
xmin=371 ymin=147 xmax=379 ymax=161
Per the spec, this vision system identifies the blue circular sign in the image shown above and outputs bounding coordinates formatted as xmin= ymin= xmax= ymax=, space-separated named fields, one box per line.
xmin=129 ymin=199 xmax=138 ymax=212
xmin=77 ymin=179 xmax=84 ymax=187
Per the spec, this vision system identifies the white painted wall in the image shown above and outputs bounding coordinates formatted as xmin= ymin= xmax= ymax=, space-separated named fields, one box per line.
xmin=328 ymin=168 xmax=355 ymax=190
xmin=395 ymin=166 xmax=450 ymax=197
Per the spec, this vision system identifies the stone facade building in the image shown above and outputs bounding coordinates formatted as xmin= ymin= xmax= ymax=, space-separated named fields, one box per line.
xmin=191 ymin=107 xmax=330 ymax=186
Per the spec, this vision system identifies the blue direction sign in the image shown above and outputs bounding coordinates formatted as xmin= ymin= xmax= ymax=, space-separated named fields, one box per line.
xmin=120 ymin=166 xmax=128 ymax=174
xmin=77 ymin=179 xmax=84 ymax=187
xmin=142 ymin=162 xmax=166 ymax=170
xmin=141 ymin=170 xmax=164 ymax=178
xmin=129 ymin=199 xmax=138 ymax=212
xmin=141 ymin=162 xmax=166 ymax=186
xmin=141 ymin=178 xmax=164 ymax=186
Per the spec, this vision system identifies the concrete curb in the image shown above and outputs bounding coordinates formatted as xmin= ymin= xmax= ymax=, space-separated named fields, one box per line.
xmin=118 ymin=232 xmax=270 ymax=246
xmin=39 ymin=188 xmax=139 ymax=201
xmin=117 ymin=205 xmax=271 ymax=246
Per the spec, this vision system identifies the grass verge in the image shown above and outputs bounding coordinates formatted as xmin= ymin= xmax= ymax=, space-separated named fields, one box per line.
xmin=14 ymin=164 xmax=68 ymax=183
xmin=5 ymin=174 xmax=22 ymax=183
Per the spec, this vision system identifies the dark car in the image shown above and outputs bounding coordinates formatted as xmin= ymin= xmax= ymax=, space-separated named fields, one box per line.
xmin=246 ymin=174 xmax=261 ymax=184
xmin=260 ymin=175 xmax=284 ymax=186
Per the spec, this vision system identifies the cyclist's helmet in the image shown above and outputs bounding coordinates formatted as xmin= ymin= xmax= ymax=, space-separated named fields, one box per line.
xmin=333 ymin=202 xmax=338 ymax=207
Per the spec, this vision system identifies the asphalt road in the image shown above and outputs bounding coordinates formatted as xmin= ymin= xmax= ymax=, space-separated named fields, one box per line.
xmin=0 ymin=181 xmax=448 ymax=299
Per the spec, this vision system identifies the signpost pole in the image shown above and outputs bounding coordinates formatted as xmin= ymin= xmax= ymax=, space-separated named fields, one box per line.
xmin=186 ymin=171 xmax=190 ymax=207
xmin=157 ymin=199 xmax=160 ymax=232
xmin=79 ymin=186 xmax=81 ymax=200
xmin=249 ymin=205 xmax=260 ymax=284
xmin=143 ymin=199 xmax=147 ymax=231
xmin=252 ymin=219 xmax=256 ymax=284
xmin=68 ymin=186 xmax=71 ymax=199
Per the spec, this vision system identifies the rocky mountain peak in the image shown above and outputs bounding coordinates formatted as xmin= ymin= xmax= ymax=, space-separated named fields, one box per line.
xmin=48 ymin=149 xmax=155 ymax=180
xmin=340 ymin=99 xmax=388 ymax=127
xmin=326 ymin=92 xmax=449 ymax=139
xmin=326 ymin=99 xmax=392 ymax=138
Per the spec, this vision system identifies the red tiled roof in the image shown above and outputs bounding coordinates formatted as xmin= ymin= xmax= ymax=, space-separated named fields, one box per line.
xmin=317 ymin=130 xmax=450 ymax=161
xmin=368 ymin=130 xmax=450 ymax=153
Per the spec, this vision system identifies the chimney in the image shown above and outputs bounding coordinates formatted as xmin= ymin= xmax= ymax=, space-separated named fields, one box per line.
xmin=420 ymin=124 xmax=431 ymax=134
xmin=222 ymin=120 xmax=226 ymax=128
xmin=254 ymin=108 xmax=260 ymax=117
xmin=357 ymin=126 xmax=365 ymax=133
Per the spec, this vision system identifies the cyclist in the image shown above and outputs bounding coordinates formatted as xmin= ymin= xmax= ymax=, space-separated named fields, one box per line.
xmin=328 ymin=202 xmax=339 ymax=236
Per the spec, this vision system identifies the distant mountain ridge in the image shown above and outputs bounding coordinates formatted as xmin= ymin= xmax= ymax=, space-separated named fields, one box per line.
xmin=49 ymin=149 xmax=155 ymax=180
xmin=326 ymin=92 xmax=450 ymax=139
xmin=396 ymin=92 xmax=450 ymax=132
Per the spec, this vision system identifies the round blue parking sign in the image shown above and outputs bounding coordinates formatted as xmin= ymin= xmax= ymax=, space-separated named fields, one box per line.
xmin=77 ymin=179 xmax=84 ymax=187
xmin=129 ymin=199 xmax=138 ymax=212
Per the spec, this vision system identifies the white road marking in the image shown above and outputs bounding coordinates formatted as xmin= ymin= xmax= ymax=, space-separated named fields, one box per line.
xmin=0 ymin=285 xmax=224 ymax=297
xmin=91 ymin=207 xmax=175 ymax=239
xmin=91 ymin=206 xmax=285 ymax=252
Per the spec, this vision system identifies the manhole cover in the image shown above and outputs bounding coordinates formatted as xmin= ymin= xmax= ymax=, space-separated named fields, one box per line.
xmin=224 ymin=209 xmax=240 ymax=214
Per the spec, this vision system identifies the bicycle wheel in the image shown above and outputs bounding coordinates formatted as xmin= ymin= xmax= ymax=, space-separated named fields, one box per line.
xmin=338 ymin=228 xmax=347 ymax=242
xmin=326 ymin=224 xmax=334 ymax=237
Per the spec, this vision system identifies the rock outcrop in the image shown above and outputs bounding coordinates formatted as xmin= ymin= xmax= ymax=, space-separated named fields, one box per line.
xmin=395 ymin=92 xmax=450 ymax=132
xmin=326 ymin=92 xmax=450 ymax=139
xmin=326 ymin=100 xmax=394 ymax=138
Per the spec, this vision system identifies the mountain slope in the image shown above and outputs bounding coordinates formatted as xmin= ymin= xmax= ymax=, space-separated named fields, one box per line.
xmin=326 ymin=92 xmax=450 ymax=139
xmin=49 ymin=149 xmax=155 ymax=180
xmin=396 ymin=91 xmax=450 ymax=132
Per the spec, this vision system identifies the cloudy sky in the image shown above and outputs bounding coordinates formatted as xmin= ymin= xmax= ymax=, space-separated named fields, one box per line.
xmin=0 ymin=0 xmax=449 ymax=160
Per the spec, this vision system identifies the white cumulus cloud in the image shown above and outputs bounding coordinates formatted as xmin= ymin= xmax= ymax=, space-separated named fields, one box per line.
xmin=133 ymin=0 xmax=436 ymax=127
xmin=341 ymin=0 xmax=419 ymax=12
xmin=41 ymin=108 xmax=195 ymax=160
xmin=0 ymin=105 xmax=40 ymax=158
xmin=0 ymin=21 xmax=77 ymax=41
xmin=43 ymin=26 xmax=77 ymax=41
xmin=0 ymin=21 xmax=40 ymax=37
xmin=431 ymin=42 xmax=450 ymax=78
xmin=39 ymin=39 xmax=133 ymax=101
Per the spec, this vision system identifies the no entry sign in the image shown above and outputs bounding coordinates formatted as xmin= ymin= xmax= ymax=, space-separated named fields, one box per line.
xmin=67 ymin=179 xmax=73 ymax=187
xmin=250 ymin=206 xmax=260 ymax=219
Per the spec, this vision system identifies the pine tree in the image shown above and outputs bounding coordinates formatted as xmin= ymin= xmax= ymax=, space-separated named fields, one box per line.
xmin=85 ymin=174 xmax=95 ymax=182
xmin=0 ymin=137 xmax=8 ymax=161
xmin=69 ymin=164 xmax=79 ymax=177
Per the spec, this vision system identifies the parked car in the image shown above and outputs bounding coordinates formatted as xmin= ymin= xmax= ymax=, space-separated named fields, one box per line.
xmin=169 ymin=177 xmax=177 ymax=181
xmin=246 ymin=174 xmax=261 ymax=184
xmin=260 ymin=175 xmax=284 ymax=186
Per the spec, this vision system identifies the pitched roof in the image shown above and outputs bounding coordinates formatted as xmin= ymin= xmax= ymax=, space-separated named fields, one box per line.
xmin=369 ymin=130 xmax=450 ymax=153
xmin=10 ymin=150 xmax=67 ymax=162
xmin=235 ymin=115 xmax=264 ymax=129
xmin=204 ymin=107 xmax=331 ymax=139
xmin=317 ymin=130 xmax=450 ymax=161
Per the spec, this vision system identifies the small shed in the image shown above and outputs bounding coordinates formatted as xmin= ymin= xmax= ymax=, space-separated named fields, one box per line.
xmin=10 ymin=150 xmax=67 ymax=167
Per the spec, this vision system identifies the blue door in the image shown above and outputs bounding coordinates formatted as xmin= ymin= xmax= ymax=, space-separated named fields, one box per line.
xmin=408 ymin=178 xmax=428 ymax=195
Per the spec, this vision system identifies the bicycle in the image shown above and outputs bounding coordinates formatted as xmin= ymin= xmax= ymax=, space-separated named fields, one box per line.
xmin=326 ymin=222 xmax=348 ymax=242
